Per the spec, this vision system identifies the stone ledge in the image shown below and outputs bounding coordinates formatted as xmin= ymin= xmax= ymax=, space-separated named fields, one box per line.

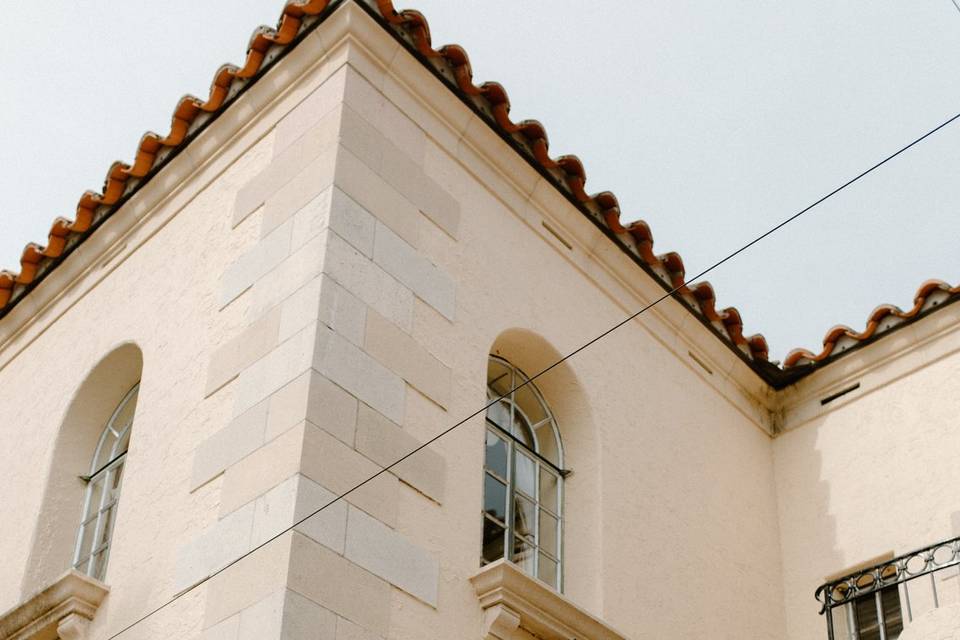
xmin=470 ymin=561 xmax=627 ymax=640
xmin=0 ymin=570 xmax=109 ymax=640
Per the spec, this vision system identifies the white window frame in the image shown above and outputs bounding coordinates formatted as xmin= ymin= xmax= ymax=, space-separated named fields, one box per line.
xmin=482 ymin=356 xmax=565 ymax=590
xmin=72 ymin=383 xmax=139 ymax=580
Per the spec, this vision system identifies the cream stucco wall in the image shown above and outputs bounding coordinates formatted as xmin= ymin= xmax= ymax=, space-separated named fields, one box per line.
xmin=2 ymin=3 xmax=957 ymax=640
xmin=775 ymin=302 xmax=960 ymax=639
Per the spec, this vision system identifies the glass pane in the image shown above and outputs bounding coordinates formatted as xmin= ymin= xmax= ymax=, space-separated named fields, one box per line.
xmin=86 ymin=477 xmax=105 ymax=517
xmin=512 ymin=535 xmax=535 ymax=574
xmin=91 ymin=548 xmax=110 ymax=581
xmin=110 ymin=387 xmax=139 ymax=448
xmin=486 ymin=400 xmax=511 ymax=432
xmin=487 ymin=359 xmax=512 ymax=398
xmin=515 ymin=451 xmax=536 ymax=497
xmin=482 ymin=516 xmax=506 ymax=564
xmin=110 ymin=463 xmax=125 ymax=495
xmin=514 ymin=494 xmax=536 ymax=540
xmin=510 ymin=408 xmax=536 ymax=449
xmin=538 ymin=552 xmax=558 ymax=588
xmin=540 ymin=509 xmax=559 ymax=556
xmin=485 ymin=430 xmax=508 ymax=479
xmin=76 ymin=521 xmax=95 ymax=564
xmin=540 ymin=467 xmax=559 ymax=514
xmin=514 ymin=384 xmax=547 ymax=430
xmin=92 ymin=434 xmax=116 ymax=474
xmin=534 ymin=421 xmax=561 ymax=467
xmin=97 ymin=505 xmax=116 ymax=546
xmin=483 ymin=473 xmax=507 ymax=523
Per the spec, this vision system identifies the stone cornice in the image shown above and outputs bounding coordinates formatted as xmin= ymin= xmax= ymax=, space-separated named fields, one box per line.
xmin=470 ymin=560 xmax=628 ymax=640
xmin=0 ymin=570 xmax=109 ymax=640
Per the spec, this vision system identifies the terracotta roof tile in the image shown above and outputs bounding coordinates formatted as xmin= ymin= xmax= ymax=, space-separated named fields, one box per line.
xmin=0 ymin=0 xmax=954 ymax=385
xmin=783 ymin=279 xmax=960 ymax=368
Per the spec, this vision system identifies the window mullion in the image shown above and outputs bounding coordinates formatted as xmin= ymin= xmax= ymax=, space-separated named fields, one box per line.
xmin=505 ymin=441 xmax=515 ymax=562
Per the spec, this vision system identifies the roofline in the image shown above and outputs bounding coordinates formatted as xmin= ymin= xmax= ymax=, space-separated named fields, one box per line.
xmin=1 ymin=0 xmax=955 ymax=389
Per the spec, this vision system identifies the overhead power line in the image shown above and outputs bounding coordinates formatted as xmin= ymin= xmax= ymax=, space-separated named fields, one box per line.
xmin=104 ymin=108 xmax=960 ymax=640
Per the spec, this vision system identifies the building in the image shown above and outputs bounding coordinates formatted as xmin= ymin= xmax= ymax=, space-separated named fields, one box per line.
xmin=1 ymin=1 xmax=959 ymax=639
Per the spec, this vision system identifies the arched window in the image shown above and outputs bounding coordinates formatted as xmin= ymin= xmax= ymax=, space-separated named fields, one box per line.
xmin=482 ymin=356 xmax=564 ymax=589
xmin=72 ymin=383 xmax=139 ymax=580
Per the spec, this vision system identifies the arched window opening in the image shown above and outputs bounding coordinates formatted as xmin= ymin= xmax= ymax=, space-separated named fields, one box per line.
xmin=482 ymin=355 xmax=564 ymax=589
xmin=73 ymin=383 xmax=139 ymax=580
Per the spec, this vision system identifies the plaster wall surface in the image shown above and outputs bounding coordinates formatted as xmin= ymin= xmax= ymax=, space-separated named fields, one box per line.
xmin=774 ymin=303 xmax=960 ymax=640
xmin=0 ymin=4 xmax=794 ymax=640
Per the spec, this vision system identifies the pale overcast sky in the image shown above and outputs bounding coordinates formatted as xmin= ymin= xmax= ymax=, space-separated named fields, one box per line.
xmin=1 ymin=1 xmax=958 ymax=361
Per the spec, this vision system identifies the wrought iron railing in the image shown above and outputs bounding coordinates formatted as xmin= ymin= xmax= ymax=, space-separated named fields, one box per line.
xmin=815 ymin=535 xmax=960 ymax=640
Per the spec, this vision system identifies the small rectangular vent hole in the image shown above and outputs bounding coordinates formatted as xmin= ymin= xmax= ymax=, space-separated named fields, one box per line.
xmin=820 ymin=382 xmax=860 ymax=406
xmin=542 ymin=222 xmax=573 ymax=250
xmin=688 ymin=351 xmax=713 ymax=375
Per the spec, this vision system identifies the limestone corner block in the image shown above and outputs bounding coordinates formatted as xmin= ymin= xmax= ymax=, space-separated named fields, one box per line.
xmin=276 ymin=272 xmax=367 ymax=348
xmin=251 ymin=474 xmax=348 ymax=556
xmin=205 ymin=308 xmax=282 ymax=396
xmin=372 ymin=222 xmax=455 ymax=320
xmin=363 ymin=309 xmax=451 ymax=409
xmin=266 ymin=368 xmax=358 ymax=445
xmin=206 ymin=585 xmax=338 ymax=640
xmin=344 ymin=506 xmax=440 ymax=607
xmin=334 ymin=146 xmax=421 ymax=249
xmin=287 ymin=533 xmax=392 ymax=637
xmin=313 ymin=324 xmax=406 ymax=425
xmin=203 ymin=531 xmax=293 ymax=629
xmin=176 ymin=500 xmax=256 ymax=594
xmin=301 ymin=421 xmax=399 ymax=527
xmin=219 ymin=220 xmax=294 ymax=307
xmin=336 ymin=616 xmax=385 ymax=640
xmin=355 ymin=403 xmax=445 ymax=503
xmin=192 ymin=400 xmax=269 ymax=490
xmin=219 ymin=424 xmax=306 ymax=517
xmin=323 ymin=230 xmax=414 ymax=333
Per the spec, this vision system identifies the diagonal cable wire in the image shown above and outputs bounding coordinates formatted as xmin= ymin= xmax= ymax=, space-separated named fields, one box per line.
xmin=950 ymin=0 xmax=960 ymax=17
xmin=105 ymin=108 xmax=960 ymax=640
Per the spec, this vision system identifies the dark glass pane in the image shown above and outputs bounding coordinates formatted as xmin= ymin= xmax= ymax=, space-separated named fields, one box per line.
xmin=881 ymin=586 xmax=903 ymax=637
xmin=538 ymin=552 xmax=558 ymax=588
xmin=513 ymin=535 xmax=535 ymax=574
xmin=540 ymin=509 xmax=559 ymax=556
xmin=515 ymin=450 xmax=536 ymax=497
xmin=483 ymin=473 xmax=507 ymax=523
xmin=482 ymin=516 xmax=505 ymax=564
xmin=514 ymin=494 xmax=536 ymax=540
xmin=485 ymin=430 xmax=508 ymax=479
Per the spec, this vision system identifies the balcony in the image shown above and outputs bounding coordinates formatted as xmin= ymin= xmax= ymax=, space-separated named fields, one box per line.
xmin=816 ymin=535 xmax=960 ymax=640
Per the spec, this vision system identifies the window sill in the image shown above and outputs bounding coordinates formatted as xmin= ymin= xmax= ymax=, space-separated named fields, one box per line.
xmin=470 ymin=560 xmax=627 ymax=640
xmin=0 ymin=570 xmax=109 ymax=640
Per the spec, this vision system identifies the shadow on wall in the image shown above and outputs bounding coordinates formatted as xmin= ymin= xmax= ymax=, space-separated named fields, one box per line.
xmin=19 ymin=342 xmax=143 ymax=597
xmin=489 ymin=328 xmax=603 ymax=613
xmin=776 ymin=419 xmax=842 ymax=640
